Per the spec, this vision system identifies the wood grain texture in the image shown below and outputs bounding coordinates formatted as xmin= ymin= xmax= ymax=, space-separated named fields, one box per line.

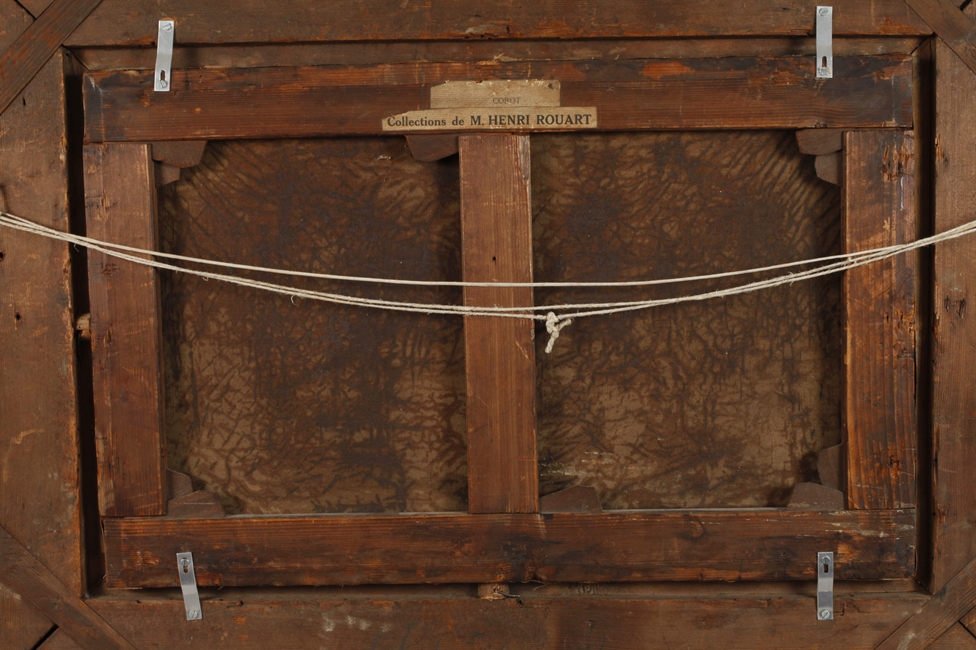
xmin=26 ymin=588 xmax=926 ymax=650
xmin=0 ymin=46 xmax=85 ymax=647
xmin=159 ymin=139 xmax=466 ymax=515
xmin=61 ymin=0 xmax=935 ymax=48
xmin=0 ymin=0 xmax=101 ymax=115
xmin=842 ymin=131 xmax=917 ymax=510
xmin=964 ymin=609 xmax=976 ymax=643
xmin=932 ymin=0 xmax=976 ymax=593
xmin=460 ymin=135 xmax=537 ymax=514
xmin=0 ymin=0 xmax=34 ymax=51
xmin=103 ymin=510 xmax=915 ymax=587
xmin=82 ymin=56 xmax=914 ymax=143
xmin=71 ymin=37 xmax=927 ymax=73
xmin=35 ymin=629 xmax=82 ymax=650
xmin=930 ymin=624 xmax=976 ymax=650
xmin=878 ymin=555 xmax=976 ymax=650
xmin=16 ymin=0 xmax=54 ymax=17
xmin=0 ymin=11 xmax=62 ymax=644
xmin=84 ymin=143 xmax=166 ymax=517
xmin=906 ymin=0 xmax=976 ymax=76
xmin=0 ymin=526 xmax=136 ymax=650
xmin=532 ymin=132 xmax=842 ymax=509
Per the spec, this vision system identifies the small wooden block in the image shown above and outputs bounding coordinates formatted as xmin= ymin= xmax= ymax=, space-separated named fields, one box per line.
xmin=540 ymin=486 xmax=603 ymax=513
xmin=817 ymin=444 xmax=843 ymax=491
xmin=815 ymin=152 xmax=841 ymax=185
xmin=406 ymin=134 xmax=458 ymax=161
xmin=796 ymin=129 xmax=845 ymax=155
xmin=150 ymin=140 xmax=207 ymax=168
xmin=154 ymin=162 xmax=181 ymax=186
xmin=165 ymin=491 xmax=225 ymax=519
xmin=166 ymin=469 xmax=193 ymax=500
xmin=786 ymin=482 xmax=845 ymax=511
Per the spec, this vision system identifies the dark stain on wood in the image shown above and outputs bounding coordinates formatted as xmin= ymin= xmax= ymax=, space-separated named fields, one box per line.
xmin=531 ymin=131 xmax=843 ymax=509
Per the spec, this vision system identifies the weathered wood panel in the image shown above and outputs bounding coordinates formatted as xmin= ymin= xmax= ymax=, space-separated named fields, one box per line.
xmin=0 ymin=8 xmax=57 ymax=648
xmin=82 ymin=57 xmax=914 ymax=143
xmin=159 ymin=139 xmax=466 ymax=514
xmin=843 ymin=131 xmax=917 ymax=510
xmin=72 ymin=38 xmax=927 ymax=74
xmin=84 ymin=143 xmax=167 ymax=517
xmin=103 ymin=510 xmax=915 ymax=587
xmin=62 ymin=0 xmax=934 ymax=48
xmin=30 ymin=588 xmax=929 ymax=650
xmin=0 ymin=42 xmax=83 ymax=647
xmin=931 ymin=0 xmax=976 ymax=593
xmin=460 ymin=135 xmax=537 ymax=514
xmin=532 ymin=131 xmax=842 ymax=509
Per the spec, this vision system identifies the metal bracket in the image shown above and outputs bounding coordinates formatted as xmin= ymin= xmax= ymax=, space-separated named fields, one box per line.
xmin=816 ymin=6 xmax=833 ymax=79
xmin=177 ymin=552 xmax=202 ymax=621
xmin=154 ymin=20 xmax=175 ymax=92
xmin=817 ymin=551 xmax=834 ymax=620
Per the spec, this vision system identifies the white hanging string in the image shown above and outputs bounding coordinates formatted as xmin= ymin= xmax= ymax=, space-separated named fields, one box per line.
xmin=3 ymin=210 xmax=975 ymax=353
xmin=0 ymin=211 xmax=924 ymax=288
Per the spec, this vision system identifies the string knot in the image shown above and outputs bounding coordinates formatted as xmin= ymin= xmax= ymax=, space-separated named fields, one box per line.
xmin=544 ymin=311 xmax=573 ymax=354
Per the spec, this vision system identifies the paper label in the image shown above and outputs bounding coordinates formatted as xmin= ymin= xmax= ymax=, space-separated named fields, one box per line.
xmin=429 ymin=79 xmax=561 ymax=108
xmin=382 ymin=107 xmax=598 ymax=132
xmin=383 ymin=79 xmax=597 ymax=132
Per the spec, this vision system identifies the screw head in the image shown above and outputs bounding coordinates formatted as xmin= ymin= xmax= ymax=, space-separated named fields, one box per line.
xmin=161 ymin=22 xmax=173 ymax=31
xmin=188 ymin=609 xmax=199 ymax=619
xmin=819 ymin=609 xmax=831 ymax=620
xmin=158 ymin=79 xmax=168 ymax=89
xmin=819 ymin=7 xmax=830 ymax=16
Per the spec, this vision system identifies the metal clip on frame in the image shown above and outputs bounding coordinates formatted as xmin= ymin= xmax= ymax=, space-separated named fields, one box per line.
xmin=177 ymin=552 xmax=202 ymax=621
xmin=817 ymin=552 xmax=834 ymax=621
xmin=816 ymin=6 xmax=833 ymax=78
xmin=154 ymin=20 xmax=175 ymax=92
